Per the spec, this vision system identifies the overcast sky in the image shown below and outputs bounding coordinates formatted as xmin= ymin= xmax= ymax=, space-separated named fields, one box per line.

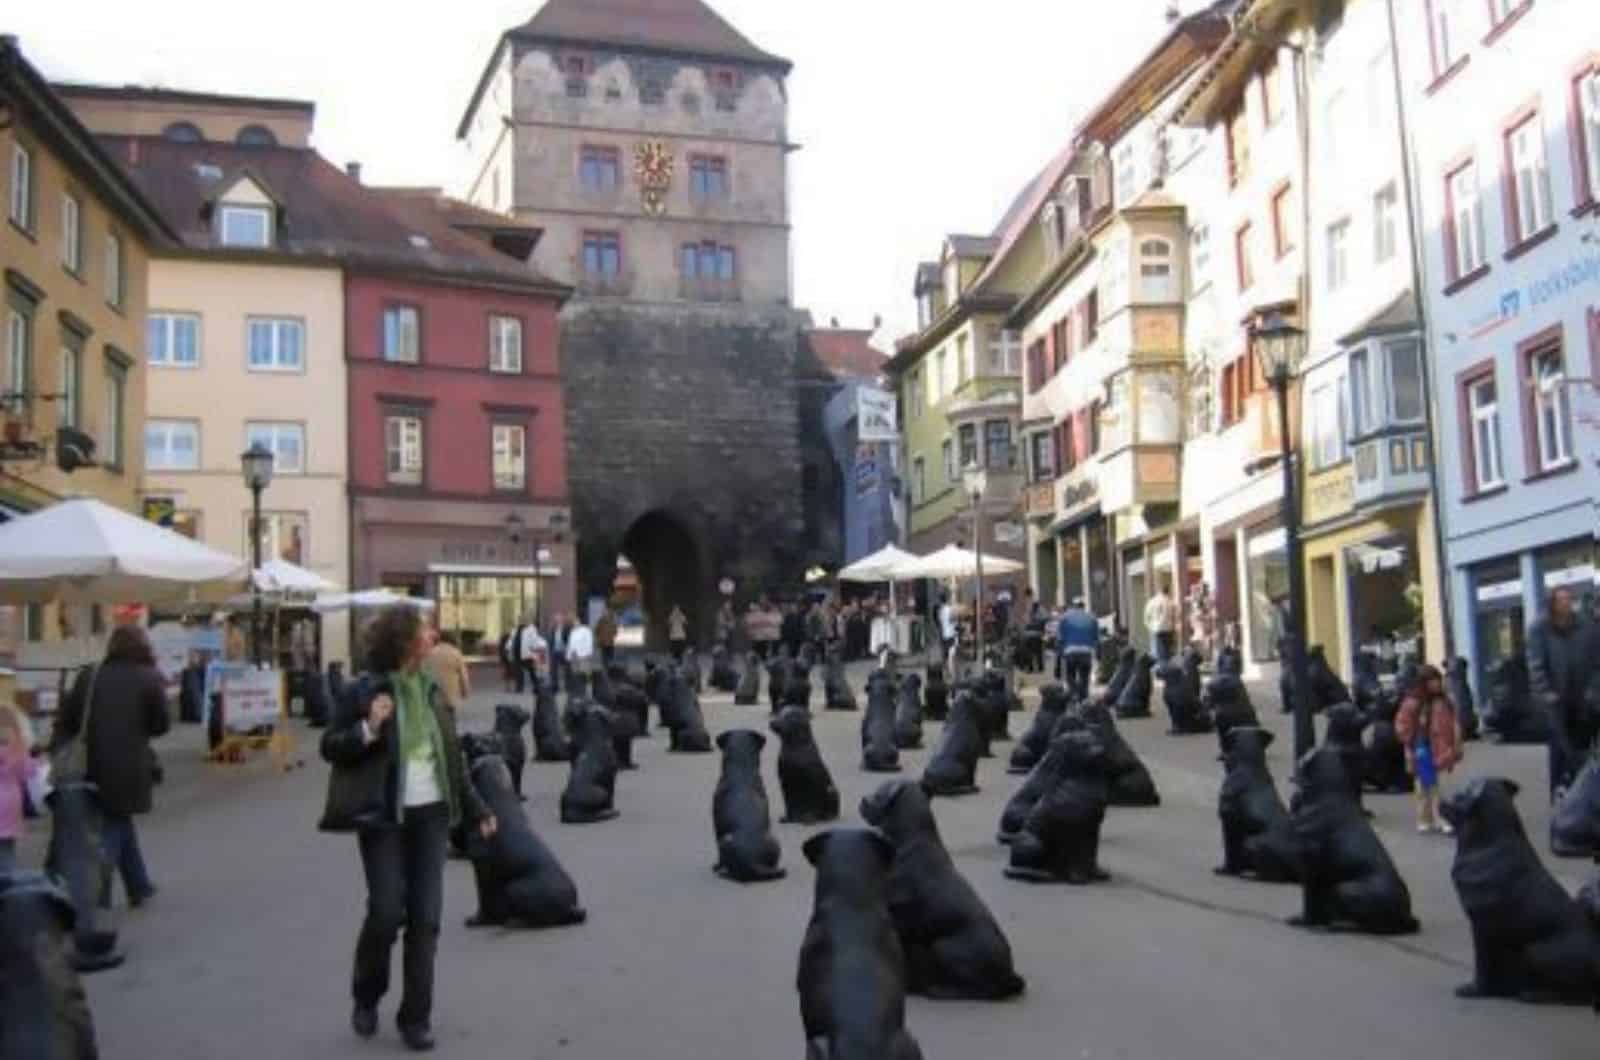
xmin=12 ymin=0 xmax=1184 ymax=345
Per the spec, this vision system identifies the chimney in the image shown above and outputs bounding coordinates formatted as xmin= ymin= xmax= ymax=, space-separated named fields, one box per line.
xmin=1165 ymin=2 xmax=1181 ymax=25
xmin=345 ymin=161 xmax=362 ymax=184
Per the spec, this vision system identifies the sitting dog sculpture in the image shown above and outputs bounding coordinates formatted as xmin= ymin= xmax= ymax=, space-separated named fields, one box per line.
xmin=1215 ymin=726 xmax=1301 ymax=883
xmin=711 ymin=730 xmax=786 ymax=883
xmin=770 ymin=706 xmax=840 ymax=824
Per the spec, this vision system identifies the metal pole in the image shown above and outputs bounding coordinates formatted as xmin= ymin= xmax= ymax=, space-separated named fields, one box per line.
xmin=1277 ymin=376 xmax=1314 ymax=759
xmin=250 ymin=486 xmax=263 ymax=667
xmin=974 ymin=494 xmax=985 ymax=672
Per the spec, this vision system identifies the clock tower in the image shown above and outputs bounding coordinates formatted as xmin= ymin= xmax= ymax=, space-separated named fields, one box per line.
xmin=458 ymin=0 xmax=810 ymax=648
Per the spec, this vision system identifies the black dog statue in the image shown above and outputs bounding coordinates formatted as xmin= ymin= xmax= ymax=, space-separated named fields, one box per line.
xmin=681 ymin=649 xmax=704 ymax=694
xmin=710 ymin=647 xmax=739 ymax=693
xmin=0 ymin=870 xmax=100 ymax=1059
xmin=894 ymin=673 xmax=924 ymax=750
xmin=1206 ymin=667 xmax=1260 ymax=754
xmin=923 ymin=663 xmax=950 ymax=722
xmin=735 ymin=652 xmax=762 ymax=706
xmin=1161 ymin=651 xmax=1212 ymax=734
xmin=975 ymin=672 xmax=1012 ymax=744
xmin=1447 ymin=656 xmax=1480 ymax=741
xmin=493 ymin=704 xmax=532 ymax=793
xmin=1215 ymin=727 xmax=1301 ymax=883
xmin=1098 ymin=646 xmax=1136 ymax=710
xmin=1004 ymin=730 xmax=1111 ymax=885
xmin=825 ymin=645 xmax=858 ymax=712
xmin=861 ymin=671 xmax=902 ymax=773
xmin=461 ymin=735 xmax=587 ymax=929
xmin=770 ymin=706 xmax=840 ymax=824
xmin=1010 ymin=683 xmax=1070 ymax=774
xmin=1081 ymin=703 xmax=1160 ymax=807
xmin=559 ymin=705 xmax=620 ymax=824
xmin=861 ymin=779 xmax=1026 ymax=1000
xmin=712 ymin=730 xmax=786 ymax=883
xmin=1483 ymin=656 xmax=1549 ymax=744
xmin=997 ymin=715 xmax=1087 ymax=845
xmin=1321 ymin=703 xmax=1370 ymax=810
xmin=1114 ymin=653 xmax=1155 ymax=720
xmin=1288 ymin=747 xmax=1419 ymax=935
xmin=43 ymin=783 xmax=122 ymax=973
xmin=921 ymin=691 xmax=984 ymax=796
xmin=532 ymin=685 xmax=570 ymax=763
xmin=796 ymin=829 xmax=925 ymax=1060
xmin=1550 ymin=755 xmax=1600 ymax=858
xmin=1361 ymin=694 xmax=1411 ymax=795
xmin=666 ymin=673 xmax=713 ymax=753
xmin=766 ymin=653 xmax=789 ymax=713
xmin=1443 ymin=777 xmax=1600 ymax=1005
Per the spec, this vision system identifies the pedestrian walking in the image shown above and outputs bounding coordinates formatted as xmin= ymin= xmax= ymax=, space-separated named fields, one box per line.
xmin=781 ymin=602 xmax=806 ymax=660
xmin=1056 ymin=597 xmax=1099 ymax=700
xmin=567 ymin=615 xmax=595 ymax=692
xmin=1144 ymin=581 xmax=1176 ymax=664
xmin=497 ymin=628 xmax=517 ymax=693
xmin=548 ymin=613 xmax=572 ymax=693
xmin=50 ymin=624 xmax=170 ymax=908
xmin=1526 ymin=586 xmax=1599 ymax=800
xmin=595 ymin=606 xmax=618 ymax=667
xmin=423 ymin=630 xmax=471 ymax=712
xmin=715 ymin=600 xmax=736 ymax=653
xmin=668 ymin=605 xmax=690 ymax=662
xmin=1395 ymin=664 xmax=1464 ymax=834
xmin=0 ymin=699 xmax=39 ymax=872
xmin=937 ymin=593 xmax=957 ymax=665
xmin=320 ymin=604 xmax=496 ymax=1052
xmin=518 ymin=620 xmax=548 ymax=693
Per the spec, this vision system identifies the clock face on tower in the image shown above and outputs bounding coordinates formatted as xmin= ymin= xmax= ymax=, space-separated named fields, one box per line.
xmin=634 ymin=140 xmax=674 ymax=215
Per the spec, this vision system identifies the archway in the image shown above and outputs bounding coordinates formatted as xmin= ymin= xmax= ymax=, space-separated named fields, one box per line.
xmin=620 ymin=510 xmax=707 ymax=653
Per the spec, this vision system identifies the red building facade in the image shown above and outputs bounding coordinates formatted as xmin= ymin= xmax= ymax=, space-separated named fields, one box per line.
xmin=346 ymin=208 xmax=572 ymax=653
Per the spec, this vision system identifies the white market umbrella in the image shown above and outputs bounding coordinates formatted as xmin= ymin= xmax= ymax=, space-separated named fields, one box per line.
xmin=890 ymin=544 xmax=1024 ymax=581
xmin=313 ymin=588 xmax=435 ymax=613
xmin=837 ymin=544 xmax=919 ymax=583
xmin=0 ymin=497 xmax=246 ymax=604
xmin=252 ymin=557 xmax=339 ymax=596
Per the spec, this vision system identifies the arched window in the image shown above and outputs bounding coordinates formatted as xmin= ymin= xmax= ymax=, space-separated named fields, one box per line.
xmin=236 ymin=125 xmax=278 ymax=147
xmin=162 ymin=121 xmax=203 ymax=143
xmin=1137 ymin=237 xmax=1176 ymax=302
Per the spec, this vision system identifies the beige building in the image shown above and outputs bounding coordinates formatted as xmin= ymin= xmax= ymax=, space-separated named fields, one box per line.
xmin=62 ymin=87 xmax=351 ymax=666
xmin=0 ymin=39 xmax=174 ymax=681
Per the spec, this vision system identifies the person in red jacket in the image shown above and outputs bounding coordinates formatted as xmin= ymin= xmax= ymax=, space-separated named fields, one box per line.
xmin=1395 ymin=664 xmax=1464 ymax=834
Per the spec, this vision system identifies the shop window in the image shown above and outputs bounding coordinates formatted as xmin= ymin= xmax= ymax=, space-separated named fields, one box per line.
xmin=1030 ymin=431 xmax=1054 ymax=482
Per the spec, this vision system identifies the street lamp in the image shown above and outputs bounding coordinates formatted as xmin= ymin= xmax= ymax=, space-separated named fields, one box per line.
xmin=507 ymin=510 xmax=569 ymax=630
xmin=963 ymin=462 xmax=989 ymax=673
xmin=1250 ymin=309 xmax=1314 ymax=759
xmin=240 ymin=442 xmax=276 ymax=667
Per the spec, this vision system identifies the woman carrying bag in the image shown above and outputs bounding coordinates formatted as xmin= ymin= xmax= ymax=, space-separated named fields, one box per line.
xmin=320 ymin=604 xmax=496 ymax=1052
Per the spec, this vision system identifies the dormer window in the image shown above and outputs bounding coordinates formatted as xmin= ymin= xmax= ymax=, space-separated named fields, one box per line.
xmin=220 ymin=204 xmax=272 ymax=248
xmin=236 ymin=125 xmax=278 ymax=147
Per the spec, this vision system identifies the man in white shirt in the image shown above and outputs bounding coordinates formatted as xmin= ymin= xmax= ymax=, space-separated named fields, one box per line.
xmin=937 ymin=593 xmax=957 ymax=666
xmin=518 ymin=621 xmax=549 ymax=693
xmin=1144 ymin=583 xmax=1176 ymax=664
xmin=566 ymin=617 xmax=595 ymax=693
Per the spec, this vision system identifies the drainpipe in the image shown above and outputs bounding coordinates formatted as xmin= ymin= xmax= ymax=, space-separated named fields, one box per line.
xmin=1385 ymin=0 xmax=1457 ymax=661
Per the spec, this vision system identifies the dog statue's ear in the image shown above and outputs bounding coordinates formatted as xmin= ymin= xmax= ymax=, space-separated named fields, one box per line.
xmin=802 ymin=831 xmax=832 ymax=867
xmin=715 ymin=731 xmax=731 ymax=751
xmin=864 ymin=828 xmax=895 ymax=869
xmin=1260 ymin=728 xmax=1276 ymax=749
xmin=751 ymin=730 xmax=767 ymax=751
xmin=1496 ymin=777 xmax=1521 ymax=799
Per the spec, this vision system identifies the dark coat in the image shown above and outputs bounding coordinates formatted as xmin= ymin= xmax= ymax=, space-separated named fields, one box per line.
xmin=1526 ymin=615 xmax=1597 ymax=750
xmin=319 ymin=671 xmax=487 ymax=831
xmin=53 ymin=661 xmax=169 ymax=817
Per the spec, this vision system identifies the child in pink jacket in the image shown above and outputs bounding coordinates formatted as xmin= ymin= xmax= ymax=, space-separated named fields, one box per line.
xmin=0 ymin=701 xmax=39 ymax=871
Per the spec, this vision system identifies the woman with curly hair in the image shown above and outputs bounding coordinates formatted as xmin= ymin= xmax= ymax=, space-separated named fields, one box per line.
xmin=321 ymin=604 xmax=496 ymax=1051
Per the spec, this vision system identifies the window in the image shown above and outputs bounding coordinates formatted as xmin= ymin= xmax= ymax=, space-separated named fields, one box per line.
xmin=103 ymin=356 xmax=126 ymax=469
xmin=1188 ymin=364 xmax=1214 ymax=437
xmin=1271 ymin=184 xmax=1295 ymax=259
xmin=1226 ymin=103 xmax=1251 ymax=186
xmin=934 ymin=350 xmax=947 ymax=402
xmin=1260 ymin=56 xmax=1283 ymax=127
xmin=219 ymin=205 xmax=272 ymax=248
xmin=689 ymin=155 xmax=729 ymax=200
xmin=1531 ymin=347 xmax=1573 ymax=469
xmin=942 ymin=437 xmax=955 ymax=483
xmin=1235 ymin=223 xmax=1255 ymax=292
xmin=1309 ymin=382 xmax=1347 ymax=471
xmin=245 ymin=422 xmax=305 ymax=474
xmin=59 ymin=345 xmax=79 ymax=427
xmin=492 ymin=423 xmax=526 ymax=490
xmin=147 ymin=313 xmax=200 ymax=367
xmin=9 ymin=144 xmax=32 ymax=229
xmin=1373 ymin=183 xmax=1399 ymax=263
xmin=145 ymin=420 xmax=200 ymax=471
xmin=1388 ymin=339 xmax=1424 ymax=423
xmin=1429 ymin=0 xmax=1463 ymax=76
xmin=1445 ymin=161 xmax=1487 ymax=279
xmin=1030 ymin=431 xmax=1054 ymax=482
xmin=578 ymin=147 xmax=620 ymax=192
xmin=236 ymin=125 xmax=277 ymax=147
xmin=247 ymin=318 xmax=304 ymax=371
xmin=1190 ymin=223 xmax=1211 ymax=286
xmin=1058 ymin=416 xmax=1078 ymax=473
xmin=912 ymin=456 xmax=926 ymax=503
xmin=382 ymin=305 xmax=420 ymax=363
xmin=1578 ymin=67 xmax=1600 ymax=204
xmin=4 ymin=305 xmax=30 ymax=417
xmin=490 ymin=315 xmax=523 ymax=373
xmin=162 ymin=121 xmax=202 ymax=143
xmin=61 ymin=195 xmax=82 ymax=273
xmin=984 ymin=420 xmax=1013 ymax=470
xmin=958 ymin=423 xmax=978 ymax=469
xmin=1505 ymin=112 xmax=1553 ymax=242
xmin=1326 ymin=218 xmax=1351 ymax=291
xmin=1467 ymin=374 xmax=1504 ymax=490
xmin=680 ymin=241 xmax=736 ymax=281
xmin=1350 ymin=347 xmax=1376 ymax=435
xmin=1137 ymin=238 xmax=1175 ymax=301
xmin=987 ymin=329 xmax=1021 ymax=375
xmin=385 ymin=415 xmax=423 ymax=485
xmin=1115 ymin=141 xmax=1138 ymax=206
xmin=581 ymin=232 xmax=621 ymax=279
xmin=104 ymin=232 xmax=124 ymax=308
xmin=1219 ymin=354 xmax=1256 ymax=429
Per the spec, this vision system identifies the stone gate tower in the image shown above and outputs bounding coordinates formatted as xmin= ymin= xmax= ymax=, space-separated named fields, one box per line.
xmin=457 ymin=0 xmax=808 ymax=646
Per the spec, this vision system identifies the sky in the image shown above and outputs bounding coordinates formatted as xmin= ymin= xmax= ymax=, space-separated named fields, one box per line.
xmin=10 ymin=0 xmax=1188 ymax=346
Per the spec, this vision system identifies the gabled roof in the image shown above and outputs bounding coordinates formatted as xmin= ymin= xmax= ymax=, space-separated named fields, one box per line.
xmin=512 ymin=0 xmax=790 ymax=70
xmin=805 ymin=329 xmax=887 ymax=382
xmin=372 ymin=187 xmax=545 ymax=262
xmin=99 ymin=135 xmax=568 ymax=297
xmin=1338 ymin=291 xmax=1419 ymax=348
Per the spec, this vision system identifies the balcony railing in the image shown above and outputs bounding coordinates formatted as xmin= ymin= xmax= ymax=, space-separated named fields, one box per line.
xmin=1351 ymin=426 xmax=1431 ymax=508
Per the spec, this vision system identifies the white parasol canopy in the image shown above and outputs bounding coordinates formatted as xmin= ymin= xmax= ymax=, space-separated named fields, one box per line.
xmin=313 ymin=588 xmax=436 ymax=613
xmin=836 ymin=544 xmax=919 ymax=583
xmin=0 ymin=497 xmax=247 ymax=604
xmin=251 ymin=557 xmax=339 ymax=596
xmin=889 ymin=544 xmax=1024 ymax=581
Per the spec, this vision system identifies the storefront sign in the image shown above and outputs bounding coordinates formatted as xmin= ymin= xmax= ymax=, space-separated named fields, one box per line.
xmin=1475 ymin=579 xmax=1523 ymax=603
xmin=1544 ymin=564 xmax=1595 ymax=589
xmin=856 ymin=387 xmax=899 ymax=442
xmin=1056 ymin=472 xmax=1100 ymax=523
xmin=441 ymin=541 xmax=528 ymax=566
xmin=1024 ymin=483 xmax=1054 ymax=518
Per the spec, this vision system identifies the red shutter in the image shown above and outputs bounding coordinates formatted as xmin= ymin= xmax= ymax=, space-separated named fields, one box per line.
xmin=1085 ymin=289 xmax=1099 ymax=343
xmin=1045 ymin=327 xmax=1058 ymax=376
xmin=1072 ymin=409 xmax=1089 ymax=459
xmin=1501 ymin=129 xmax=1520 ymax=246
xmin=1441 ymin=172 xmax=1461 ymax=283
xmin=1051 ymin=421 xmax=1063 ymax=472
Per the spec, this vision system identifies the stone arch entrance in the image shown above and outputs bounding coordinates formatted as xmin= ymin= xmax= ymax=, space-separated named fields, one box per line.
xmin=620 ymin=509 xmax=708 ymax=652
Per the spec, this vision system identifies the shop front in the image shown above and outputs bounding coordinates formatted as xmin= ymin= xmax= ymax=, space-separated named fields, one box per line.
xmin=1459 ymin=533 xmax=1595 ymax=698
xmin=1243 ymin=523 xmax=1288 ymax=665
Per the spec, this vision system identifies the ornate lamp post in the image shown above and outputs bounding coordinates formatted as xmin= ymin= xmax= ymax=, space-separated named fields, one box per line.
xmin=240 ymin=442 xmax=276 ymax=667
xmin=1250 ymin=309 xmax=1313 ymax=758
xmin=963 ymin=462 xmax=989 ymax=672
